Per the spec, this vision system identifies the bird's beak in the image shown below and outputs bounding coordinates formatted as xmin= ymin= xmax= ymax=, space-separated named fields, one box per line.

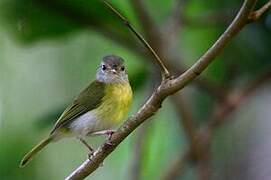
xmin=111 ymin=69 xmax=117 ymax=74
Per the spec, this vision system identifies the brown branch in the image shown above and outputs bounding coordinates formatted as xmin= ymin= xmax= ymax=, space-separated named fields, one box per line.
xmin=65 ymin=0 xmax=258 ymax=179
xmin=248 ymin=0 xmax=271 ymax=22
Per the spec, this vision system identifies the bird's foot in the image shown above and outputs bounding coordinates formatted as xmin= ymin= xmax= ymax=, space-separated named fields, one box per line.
xmin=105 ymin=130 xmax=116 ymax=146
xmin=88 ymin=151 xmax=94 ymax=160
xmin=90 ymin=129 xmax=116 ymax=141
xmin=105 ymin=130 xmax=116 ymax=141
xmin=105 ymin=141 xmax=114 ymax=146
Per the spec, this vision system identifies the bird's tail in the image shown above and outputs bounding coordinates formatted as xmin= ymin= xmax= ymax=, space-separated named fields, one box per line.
xmin=20 ymin=136 xmax=52 ymax=167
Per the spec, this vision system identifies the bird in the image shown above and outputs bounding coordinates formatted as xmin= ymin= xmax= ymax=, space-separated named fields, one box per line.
xmin=20 ymin=55 xmax=133 ymax=167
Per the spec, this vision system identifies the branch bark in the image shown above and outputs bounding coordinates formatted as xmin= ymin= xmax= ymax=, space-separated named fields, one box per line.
xmin=65 ymin=0 xmax=260 ymax=179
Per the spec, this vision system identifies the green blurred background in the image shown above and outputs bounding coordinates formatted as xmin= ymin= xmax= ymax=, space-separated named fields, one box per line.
xmin=0 ymin=0 xmax=270 ymax=179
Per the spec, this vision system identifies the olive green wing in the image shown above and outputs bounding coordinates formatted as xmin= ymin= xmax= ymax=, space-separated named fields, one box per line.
xmin=50 ymin=80 xmax=105 ymax=134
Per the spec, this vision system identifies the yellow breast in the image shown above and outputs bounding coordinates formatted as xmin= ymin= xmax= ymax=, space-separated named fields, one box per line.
xmin=95 ymin=82 xmax=133 ymax=127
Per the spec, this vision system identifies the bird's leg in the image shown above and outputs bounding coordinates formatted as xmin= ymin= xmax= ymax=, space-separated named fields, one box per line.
xmin=78 ymin=138 xmax=94 ymax=159
xmin=91 ymin=130 xmax=116 ymax=145
xmin=91 ymin=130 xmax=116 ymax=140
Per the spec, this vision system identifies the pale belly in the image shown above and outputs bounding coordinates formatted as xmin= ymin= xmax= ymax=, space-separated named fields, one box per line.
xmin=69 ymin=111 xmax=114 ymax=138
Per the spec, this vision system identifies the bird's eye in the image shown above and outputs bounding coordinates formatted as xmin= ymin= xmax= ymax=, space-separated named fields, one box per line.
xmin=102 ymin=65 xmax=107 ymax=71
xmin=121 ymin=66 xmax=125 ymax=71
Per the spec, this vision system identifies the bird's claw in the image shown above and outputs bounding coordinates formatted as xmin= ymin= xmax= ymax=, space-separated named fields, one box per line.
xmin=105 ymin=140 xmax=114 ymax=146
xmin=105 ymin=130 xmax=116 ymax=141
xmin=87 ymin=151 xmax=94 ymax=160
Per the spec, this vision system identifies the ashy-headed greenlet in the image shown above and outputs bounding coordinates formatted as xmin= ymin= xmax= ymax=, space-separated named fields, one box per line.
xmin=20 ymin=55 xmax=133 ymax=167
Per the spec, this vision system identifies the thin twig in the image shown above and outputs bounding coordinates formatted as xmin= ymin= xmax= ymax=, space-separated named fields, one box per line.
xmin=65 ymin=0 xmax=259 ymax=179
xmin=103 ymin=0 xmax=170 ymax=79
xmin=248 ymin=0 xmax=271 ymax=22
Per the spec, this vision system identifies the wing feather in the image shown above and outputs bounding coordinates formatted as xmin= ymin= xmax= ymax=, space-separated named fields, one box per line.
xmin=50 ymin=80 xmax=105 ymax=134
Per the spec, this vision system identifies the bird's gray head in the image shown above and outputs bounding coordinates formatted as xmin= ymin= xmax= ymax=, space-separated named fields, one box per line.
xmin=96 ymin=55 xmax=129 ymax=83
